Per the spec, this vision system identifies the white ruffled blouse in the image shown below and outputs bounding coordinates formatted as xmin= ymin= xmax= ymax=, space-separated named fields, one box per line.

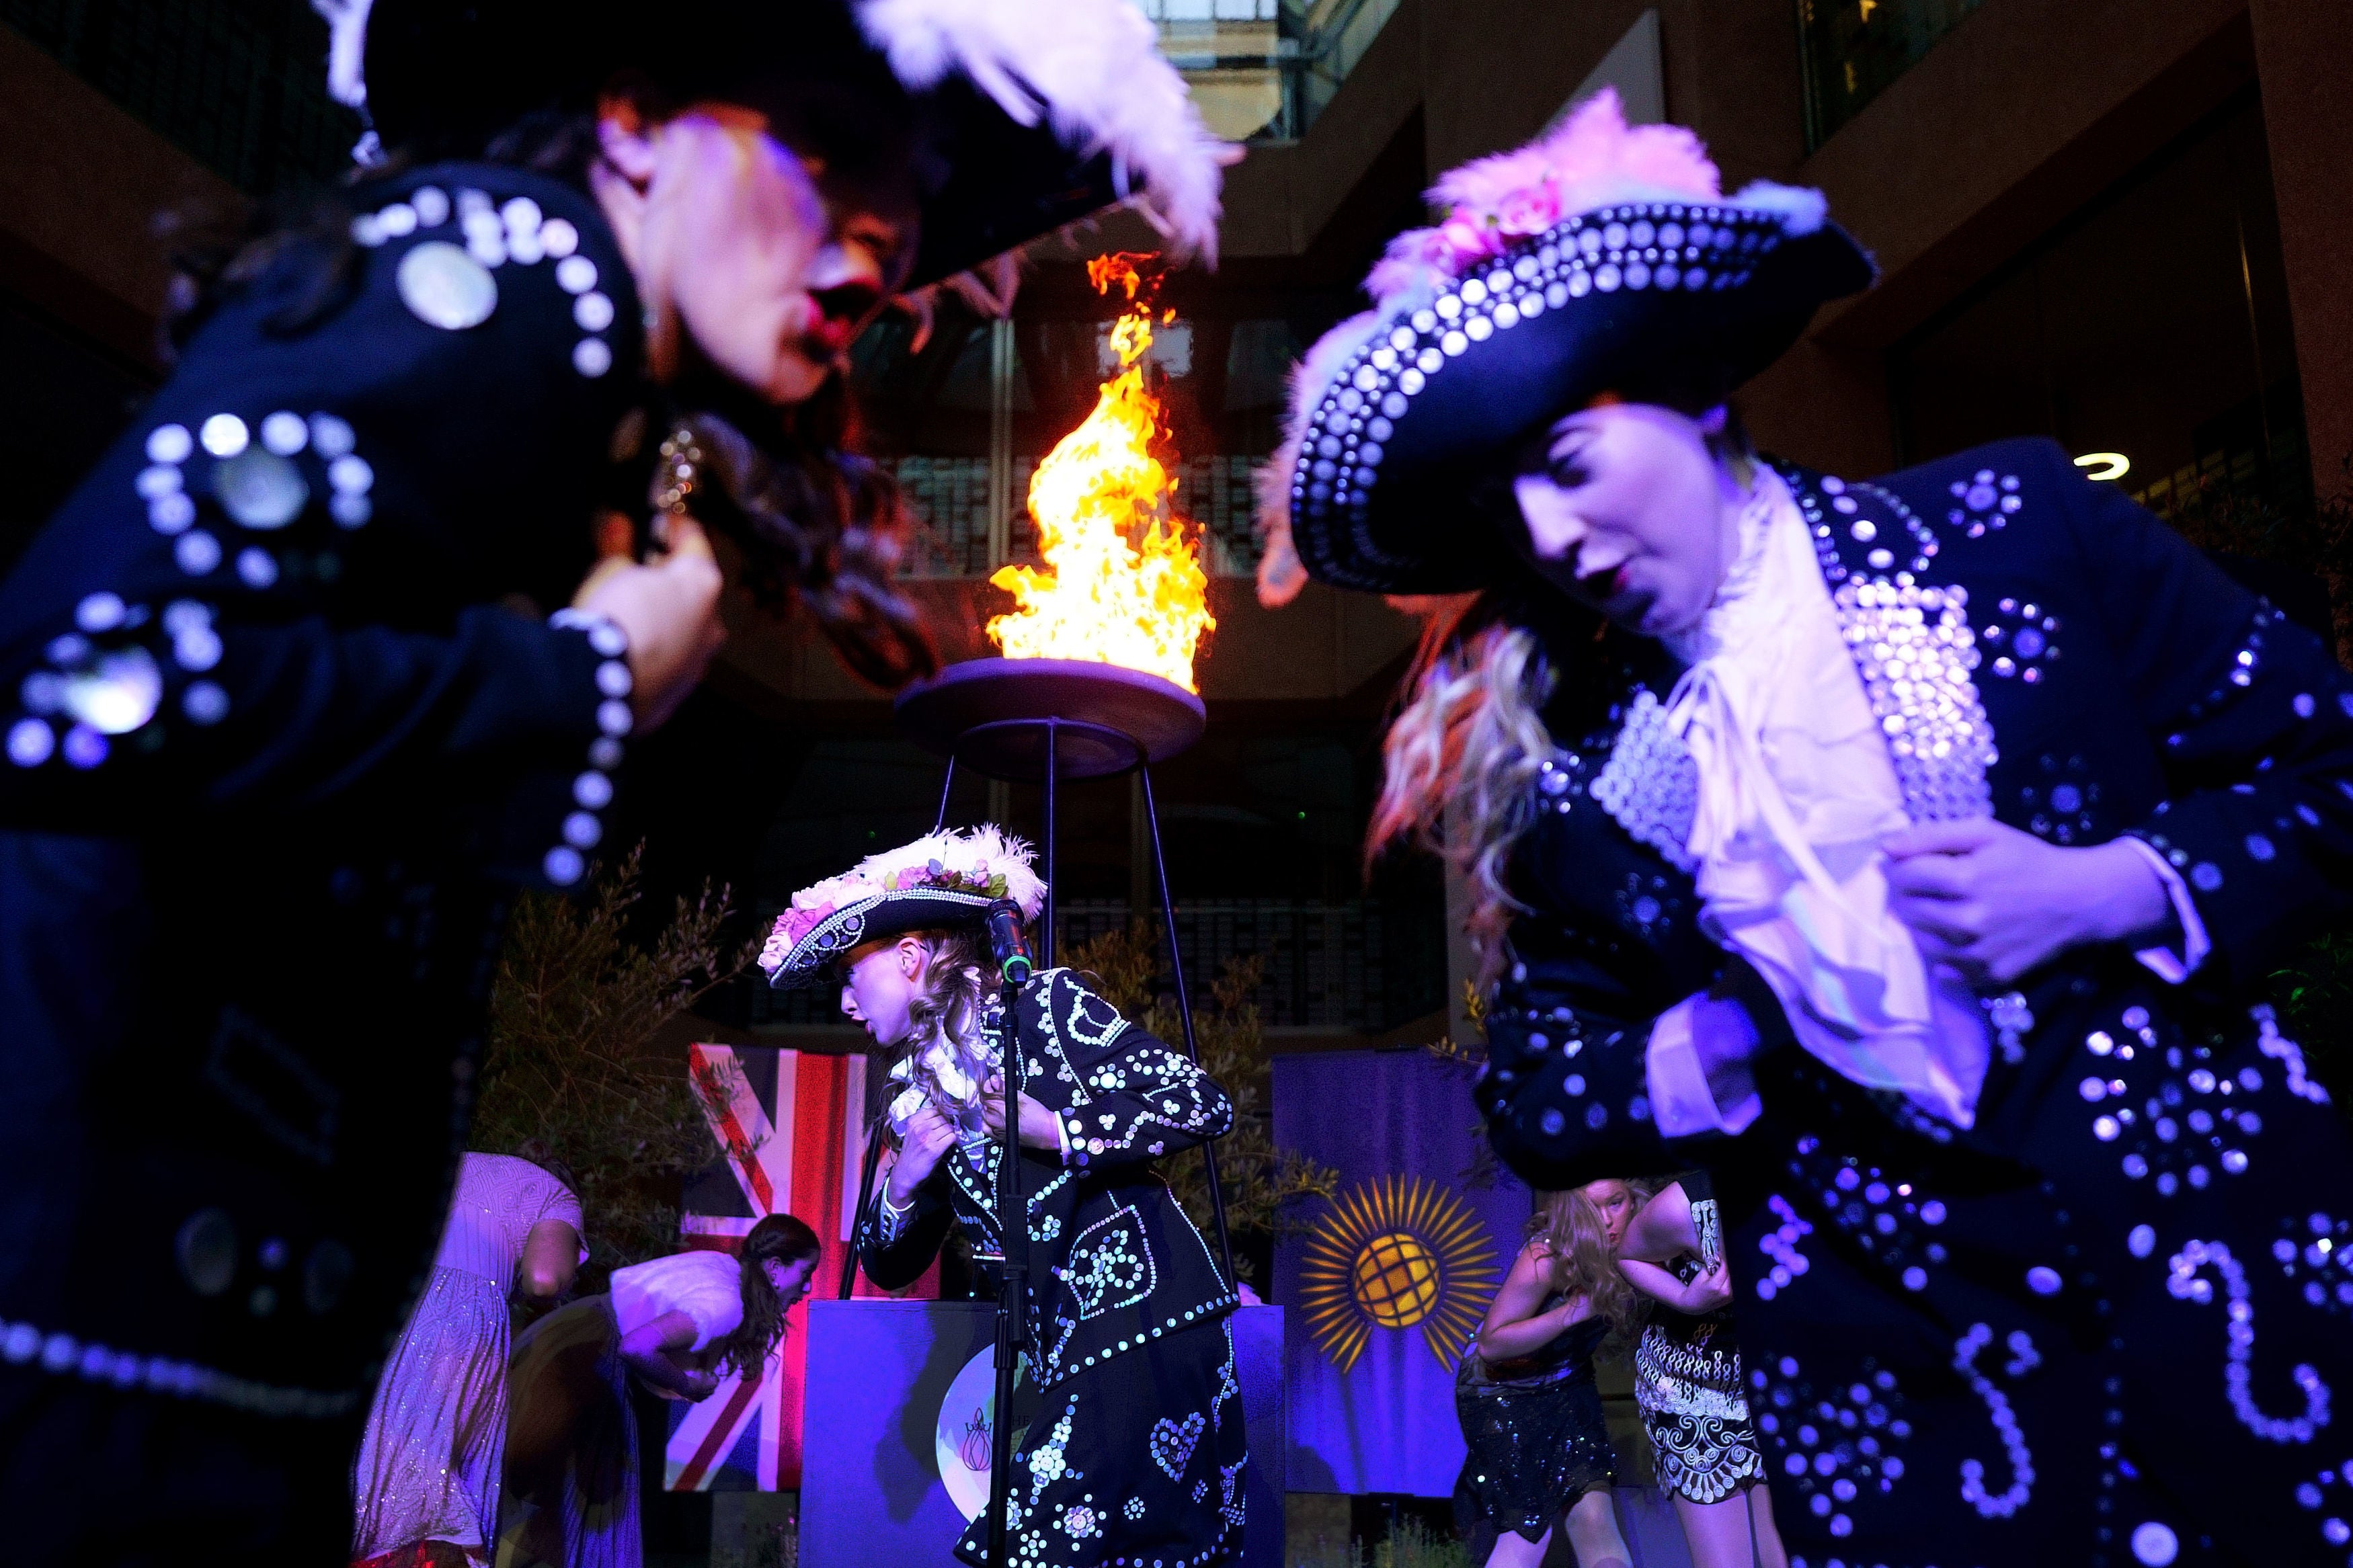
xmin=1641 ymin=470 xmax=2206 ymax=1137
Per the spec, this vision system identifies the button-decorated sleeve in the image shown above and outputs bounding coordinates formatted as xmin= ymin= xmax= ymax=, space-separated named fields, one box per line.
xmin=1478 ymin=976 xmax=1685 ymax=1190
xmin=0 ymin=167 xmax=644 ymax=890
xmin=0 ymin=585 xmax=631 ymax=890
xmin=1027 ymin=970 xmax=1234 ymax=1169
xmin=853 ymin=1166 xmax=956 ymax=1292
xmin=1479 ymin=920 xmax=1803 ymax=1188
xmin=2046 ymin=438 xmax=2353 ymax=989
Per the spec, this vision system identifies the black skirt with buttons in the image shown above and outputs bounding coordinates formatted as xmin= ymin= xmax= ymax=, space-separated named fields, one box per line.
xmin=961 ymin=1317 xmax=1247 ymax=1568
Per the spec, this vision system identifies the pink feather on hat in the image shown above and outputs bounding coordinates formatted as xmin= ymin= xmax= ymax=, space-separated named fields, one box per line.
xmin=1378 ymin=89 xmax=1722 ymax=299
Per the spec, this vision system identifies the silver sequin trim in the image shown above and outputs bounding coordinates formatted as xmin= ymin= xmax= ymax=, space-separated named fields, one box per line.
xmin=1589 ymin=688 xmax=1699 ymax=870
xmin=1832 ymin=577 xmax=1997 ymax=821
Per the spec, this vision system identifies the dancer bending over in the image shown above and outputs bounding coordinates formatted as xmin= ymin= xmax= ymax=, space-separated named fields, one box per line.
xmin=1266 ymin=85 xmax=2353 ymax=1564
xmin=1619 ymin=1175 xmax=1784 ymax=1568
xmin=1455 ymin=1180 xmax=1642 ymax=1568
xmin=499 ymin=1214 xmax=817 ymax=1568
xmin=762 ymin=825 xmax=1245 ymax=1568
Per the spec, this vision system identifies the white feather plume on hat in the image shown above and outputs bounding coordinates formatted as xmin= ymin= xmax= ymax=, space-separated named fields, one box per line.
xmin=859 ymin=0 xmax=1226 ymax=265
xmin=759 ymin=823 xmax=1045 ymax=981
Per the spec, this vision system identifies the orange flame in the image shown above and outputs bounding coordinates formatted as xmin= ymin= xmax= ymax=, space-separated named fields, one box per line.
xmin=986 ymin=253 xmax=1215 ymax=692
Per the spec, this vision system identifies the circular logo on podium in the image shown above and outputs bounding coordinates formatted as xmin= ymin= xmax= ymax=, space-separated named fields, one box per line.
xmin=936 ymin=1348 xmax=1029 ymax=1522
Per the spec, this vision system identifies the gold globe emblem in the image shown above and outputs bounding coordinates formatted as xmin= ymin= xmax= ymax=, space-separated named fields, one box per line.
xmin=1300 ymin=1175 xmax=1501 ymax=1372
xmin=1350 ymin=1231 xmax=1441 ymax=1329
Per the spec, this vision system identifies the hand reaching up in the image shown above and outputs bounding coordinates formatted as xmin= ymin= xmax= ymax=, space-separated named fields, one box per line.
xmin=573 ymin=513 xmax=727 ymax=731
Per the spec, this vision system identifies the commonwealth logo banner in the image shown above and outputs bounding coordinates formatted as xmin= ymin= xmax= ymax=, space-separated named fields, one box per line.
xmin=1298 ymin=1174 xmax=1498 ymax=1375
xmin=1274 ymin=1048 xmax=1529 ymax=1496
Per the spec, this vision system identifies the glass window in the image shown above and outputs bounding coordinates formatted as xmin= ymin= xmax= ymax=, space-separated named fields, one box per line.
xmin=1889 ymin=93 xmax=2305 ymax=520
xmin=1798 ymin=0 xmax=1986 ymax=150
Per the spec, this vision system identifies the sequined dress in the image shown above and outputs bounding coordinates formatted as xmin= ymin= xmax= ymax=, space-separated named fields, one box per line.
xmin=1629 ymin=1178 xmax=1762 ymax=1505
xmin=1453 ymin=1302 xmax=1616 ymax=1551
xmin=1471 ymin=439 xmax=2353 ymax=1565
xmin=351 ymin=1155 xmax=582 ymax=1564
xmin=856 ymin=969 xmax=1246 ymax=1568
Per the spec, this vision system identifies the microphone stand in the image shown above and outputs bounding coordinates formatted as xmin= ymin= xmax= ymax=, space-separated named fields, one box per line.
xmin=837 ymin=1114 xmax=885 ymax=1301
xmin=981 ymin=959 xmax=1035 ymax=1567
xmin=984 ymin=722 xmax=1053 ymax=1567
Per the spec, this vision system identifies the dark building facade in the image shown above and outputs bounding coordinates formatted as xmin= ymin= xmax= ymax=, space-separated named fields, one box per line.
xmin=3 ymin=0 xmax=2350 ymax=1053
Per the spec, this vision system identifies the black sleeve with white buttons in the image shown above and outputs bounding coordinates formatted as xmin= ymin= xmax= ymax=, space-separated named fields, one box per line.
xmin=0 ymin=162 xmax=646 ymax=890
xmin=2028 ymin=441 xmax=2353 ymax=993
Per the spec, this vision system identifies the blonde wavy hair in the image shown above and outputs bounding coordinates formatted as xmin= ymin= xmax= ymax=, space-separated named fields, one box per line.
xmin=891 ymin=925 xmax=1001 ymax=1122
xmin=1368 ymin=595 xmax=1559 ymax=989
xmin=1527 ymin=1184 xmax=1645 ymax=1339
xmin=1365 ymin=403 xmax=1754 ymax=989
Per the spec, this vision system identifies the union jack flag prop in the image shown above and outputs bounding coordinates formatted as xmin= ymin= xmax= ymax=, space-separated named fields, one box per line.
xmin=666 ymin=1043 xmax=937 ymax=1491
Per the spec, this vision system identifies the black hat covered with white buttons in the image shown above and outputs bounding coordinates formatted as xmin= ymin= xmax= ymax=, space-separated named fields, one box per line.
xmin=314 ymin=0 xmax=1226 ymax=287
xmin=1257 ymin=90 xmax=1874 ymax=602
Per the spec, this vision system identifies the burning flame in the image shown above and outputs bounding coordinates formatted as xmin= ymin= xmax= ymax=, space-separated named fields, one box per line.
xmin=987 ymin=253 xmax=1215 ymax=692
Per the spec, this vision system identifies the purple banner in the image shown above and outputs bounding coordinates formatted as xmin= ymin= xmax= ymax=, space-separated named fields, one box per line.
xmin=1273 ymin=1048 xmax=1531 ymax=1495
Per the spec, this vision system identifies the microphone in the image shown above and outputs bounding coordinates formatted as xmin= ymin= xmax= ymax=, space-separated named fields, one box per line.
xmin=984 ymin=899 xmax=1035 ymax=986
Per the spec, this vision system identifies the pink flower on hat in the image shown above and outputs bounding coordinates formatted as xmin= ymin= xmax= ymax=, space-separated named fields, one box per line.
xmin=1494 ymin=185 xmax=1562 ymax=239
xmin=760 ymin=901 xmax=838 ymax=973
xmin=1371 ymin=88 xmax=1724 ymax=307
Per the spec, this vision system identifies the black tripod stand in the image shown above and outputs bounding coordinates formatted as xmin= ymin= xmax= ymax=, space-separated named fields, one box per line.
xmin=830 ymin=655 xmax=1234 ymax=1565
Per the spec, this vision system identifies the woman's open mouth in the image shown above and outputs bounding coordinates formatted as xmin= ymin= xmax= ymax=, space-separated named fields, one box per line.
xmin=1577 ymin=560 xmax=1632 ymax=606
xmin=804 ymin=314 xmax=857 ymax=358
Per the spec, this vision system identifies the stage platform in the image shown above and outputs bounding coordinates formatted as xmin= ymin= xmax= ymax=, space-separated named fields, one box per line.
xmin=800 ymin=1300 xmax=1285 ymax=1567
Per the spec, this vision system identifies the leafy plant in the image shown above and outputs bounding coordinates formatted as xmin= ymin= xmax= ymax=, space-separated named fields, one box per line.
xmin=473 ymin=845 xmax=754 ymax=1285
xmin=712 ymin=1506 xmax=799 ymax=1568
xmin=1373 ymin=1518 xmax=1471 ymax=1568
xmin=1290 ymin=1517 xmax=1469 ymax=1568
xmin=1060 ymin=923 xmax=1340 ymax=1281
xmin=1289 ymin=1534 xmax=1369 ymax=1568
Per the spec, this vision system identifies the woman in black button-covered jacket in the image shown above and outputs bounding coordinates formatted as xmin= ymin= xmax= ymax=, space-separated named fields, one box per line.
xmin=0 ymin=3 xmax=1225 ymax=1559
xmin=1258 ymin=88 xmax=2353 ymax=1566
xmin=762 ymin=825 xmax=1245 ymax=1568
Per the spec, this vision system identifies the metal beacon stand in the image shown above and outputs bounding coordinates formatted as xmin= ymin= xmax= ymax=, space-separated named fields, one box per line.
xmin=830 ymin=655 xmax=1235 ymax=1564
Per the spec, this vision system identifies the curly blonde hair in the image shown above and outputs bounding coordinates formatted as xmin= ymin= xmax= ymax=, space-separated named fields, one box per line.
xmin=1527 ymin=1185 xmax=1645 ymax=1339
xmin=893 ymin=925 xmax=1000 ymax=1120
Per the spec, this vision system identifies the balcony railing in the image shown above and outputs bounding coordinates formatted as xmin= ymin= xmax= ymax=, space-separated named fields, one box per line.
xmin=750 ymin=897 xmax=1446 ymax=1032
xmin=1133 ymin=0 xmax=1404 ymax=142
xmin=889 ymin=453 xmax=1267 ymax=581
xmin=1797 ymin=0 xmax=1985 ymax=150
